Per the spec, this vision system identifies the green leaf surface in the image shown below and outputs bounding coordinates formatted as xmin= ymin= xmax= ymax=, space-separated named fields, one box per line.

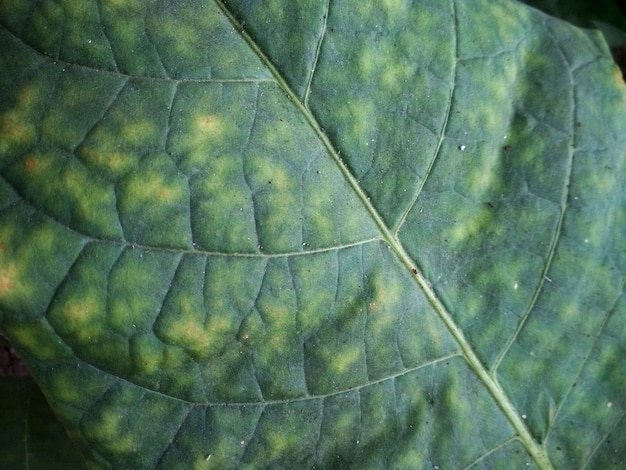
xmin=0 ymin=377 xmax=87 ymax=469
xmin=1 ymin=0 xmax=625 ymax=468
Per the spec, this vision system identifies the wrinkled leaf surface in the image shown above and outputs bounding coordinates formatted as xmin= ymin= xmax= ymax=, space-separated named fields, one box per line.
xmin=0 ymin=0 xmax=625 ymax=468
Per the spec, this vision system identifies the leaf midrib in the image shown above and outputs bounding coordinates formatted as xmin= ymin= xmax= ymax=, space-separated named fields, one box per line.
xmin=214 ymin=0 xmax=555 ymax=468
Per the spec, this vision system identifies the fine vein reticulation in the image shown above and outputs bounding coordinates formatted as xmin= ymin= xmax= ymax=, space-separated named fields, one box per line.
xmin=215 ymin=0 xmax=554 ymax=468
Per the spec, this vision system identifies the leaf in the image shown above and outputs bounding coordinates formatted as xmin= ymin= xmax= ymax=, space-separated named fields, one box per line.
xmin=1 ymin=0 xmax=625 ymax=468
xmin=0 ymin=377 xmax=88 ymax=469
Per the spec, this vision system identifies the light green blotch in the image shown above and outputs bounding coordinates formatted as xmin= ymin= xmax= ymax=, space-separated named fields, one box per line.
xmin=334 ymin=99 xmax=378 ymax=174
xmin=362 ymin=266 xmax=408 ymax=377
xmin=50 ymin=288 xmax=107 ymax=344
xmin=238 ymin=259 xmax=306 ymax=398
xmin=154 ymin=255 xmax=257 ymax=367
xmin=103 ymin=79 xmax=172 ymax=149
xmin=168 ymin=82 xmax=257 ymax=171
xmin=149 ymin=4 xmax=219 ymax=75
xmin=245 ymin=152 xmax=302 ymax=252
xmin=45 ymin=361 xmax=108 ymax=408
xmin=158 ymin=406 xmax=264 ymax=469
xmin=3 ymin=320 xmax=69 ymax=362
xmin=452 ymin=58 xmax=517 ymax=139
xmin=203 ymin=257 xmax=265 ymax=324
xmin=59 ymin=0 xmax=91 ymax=19
xmin=5 ymin=150 xmax=121 ymax=238
xmin=25 ymin=0 xmax=64 ymax=57
xmin=101 ymin=0 xmax=145 ymax=13
xmin=319 ymin=401 xmax=366 ymax=466
xmin=147 ymin=0 xmax=269 ymax=79
xmin=108 ymin=249 xmax=181 ymax=337
xmin=302 ymin=247 xmax=369 ymax=394
xmin=157 ymin=297 xmax=208 ymax=354
xmin=309 ymin=339 xmax=364 ymax=392
xmin=0 ymin=80 xmax=48 ymax=160
xmin=57 ymin=0 xmax=117 ymax=70
xmin=446 ymin=204 xmax=495 ymax=247
xmin=244 ymin=402 xmax=321 ymax=466
xmin=0 ymin=207 xmax=86 ymax=315
xmin=315 ymin=392 xmax=360 ymax=463
xmin=78 ymin=79 xmax=173 ymax=180
xmin=456 ymin=0 xmax=529 ymax=59
xmin=190 ymin=161 xmax=258 ymax=253
xmin=82 ymin=386 xmax=187 ymax=468
xmin=98 ymin=1 xmax=167 ymax=77
xmin=289 ymin=253 xmax=338 ymax=335
xmin=157 ymin=297 xmax=237 ymax=361
xmin=78 ymin=139 xmax=140 ymax=182
xmin=45 ymin=243 xmax=119 ymax=344
xmin=41 ymin=67 xmax=125 ymax=150
xmin=117 ymin=152 xmax=191 ymax=248
xmin=302 ymin=157 xmax=379 ymax=248
xmin=129 ymin=333 xmax=167 ymax=376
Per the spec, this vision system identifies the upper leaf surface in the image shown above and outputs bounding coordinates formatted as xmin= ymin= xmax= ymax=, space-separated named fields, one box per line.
xmin=0 ymin=0 xmax=625 ymax=468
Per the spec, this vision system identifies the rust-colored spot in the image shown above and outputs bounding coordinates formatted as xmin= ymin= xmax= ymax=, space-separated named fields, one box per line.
xmin=157 ymin=186 xmax=174 ymax=199
xmin=0 ymin=271 xmax=16 ymax=294
xmin=1 ymin=115 xmax=28 ymax=141
xmin=25 ymin=156 xmax=37 ymax=171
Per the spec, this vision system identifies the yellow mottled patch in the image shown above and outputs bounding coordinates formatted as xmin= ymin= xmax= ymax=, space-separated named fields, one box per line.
xmin=6 ymin=324 xmax=63 ymax=361
xmin=80 ymin=146 xmax=136 ymax=177
xmin=132 ymin=173 xmax=184 ymax=204
xmin=0 ymin=264 xmax=17 ymax=295
xmin=265 ymin=306 xmax=290 ymax=326
xmin=64 ymin=298 xmax=99 ymax=326
xmin=101 ymin=0 xmax=142 ymax=12
xmin=49 ymin=371 xmax=83 ymax=404
xmin=60 ymin=0 xmax=91 ymax=19
xmin=179 ymin=319 xmax=209 ymax=348
xmin=0 ymin=113 xmax=33 ymax=150
xmin=559 ymin=300 xmax=579 ymax=325
xmin=382 ymin=0 xmax=406 ymax=9
xmin=381 ymin=62 xmax=411 ymax=93
xmin=449 ymin=209 xmax=491 ymax=245
xmin=265 ymin=428 xmax=299 ymax=459
xmin=331 ymin=345 xmax=362 ymax=375
xmin=469 ymin=167 xmax=496 ymax=195
xmin=194 ymin=114 xmax=224 ymax=140
xmin=90 ymin=410 xmax=124 ymax=439
xmin=348 ymin=100 xmax=376 ymax=145
xmin=121 ymin=120 xmax=158 ymax=147
xmin=202 ymin=158 xmax=239 ymax=192
xmin=613 ymin=65 xmax=626 ymax=89
xmin=0 ymin=261 xmax=33 ymax=305
xmin=206 ymin=314 xmax=232 ymax=336
xmin=359 ymin=48 xmax=377 ymax=77
xmin=334 ymin=409 xmax=357 ymax=434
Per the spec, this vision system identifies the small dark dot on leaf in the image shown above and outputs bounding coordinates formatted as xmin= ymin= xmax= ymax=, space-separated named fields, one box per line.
xmin=503 ymin=145 xmax=512 ymax=151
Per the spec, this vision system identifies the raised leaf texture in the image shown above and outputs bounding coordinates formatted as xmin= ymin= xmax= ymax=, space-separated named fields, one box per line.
xmin=0 ymin=0 xmax=625 ymax=468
